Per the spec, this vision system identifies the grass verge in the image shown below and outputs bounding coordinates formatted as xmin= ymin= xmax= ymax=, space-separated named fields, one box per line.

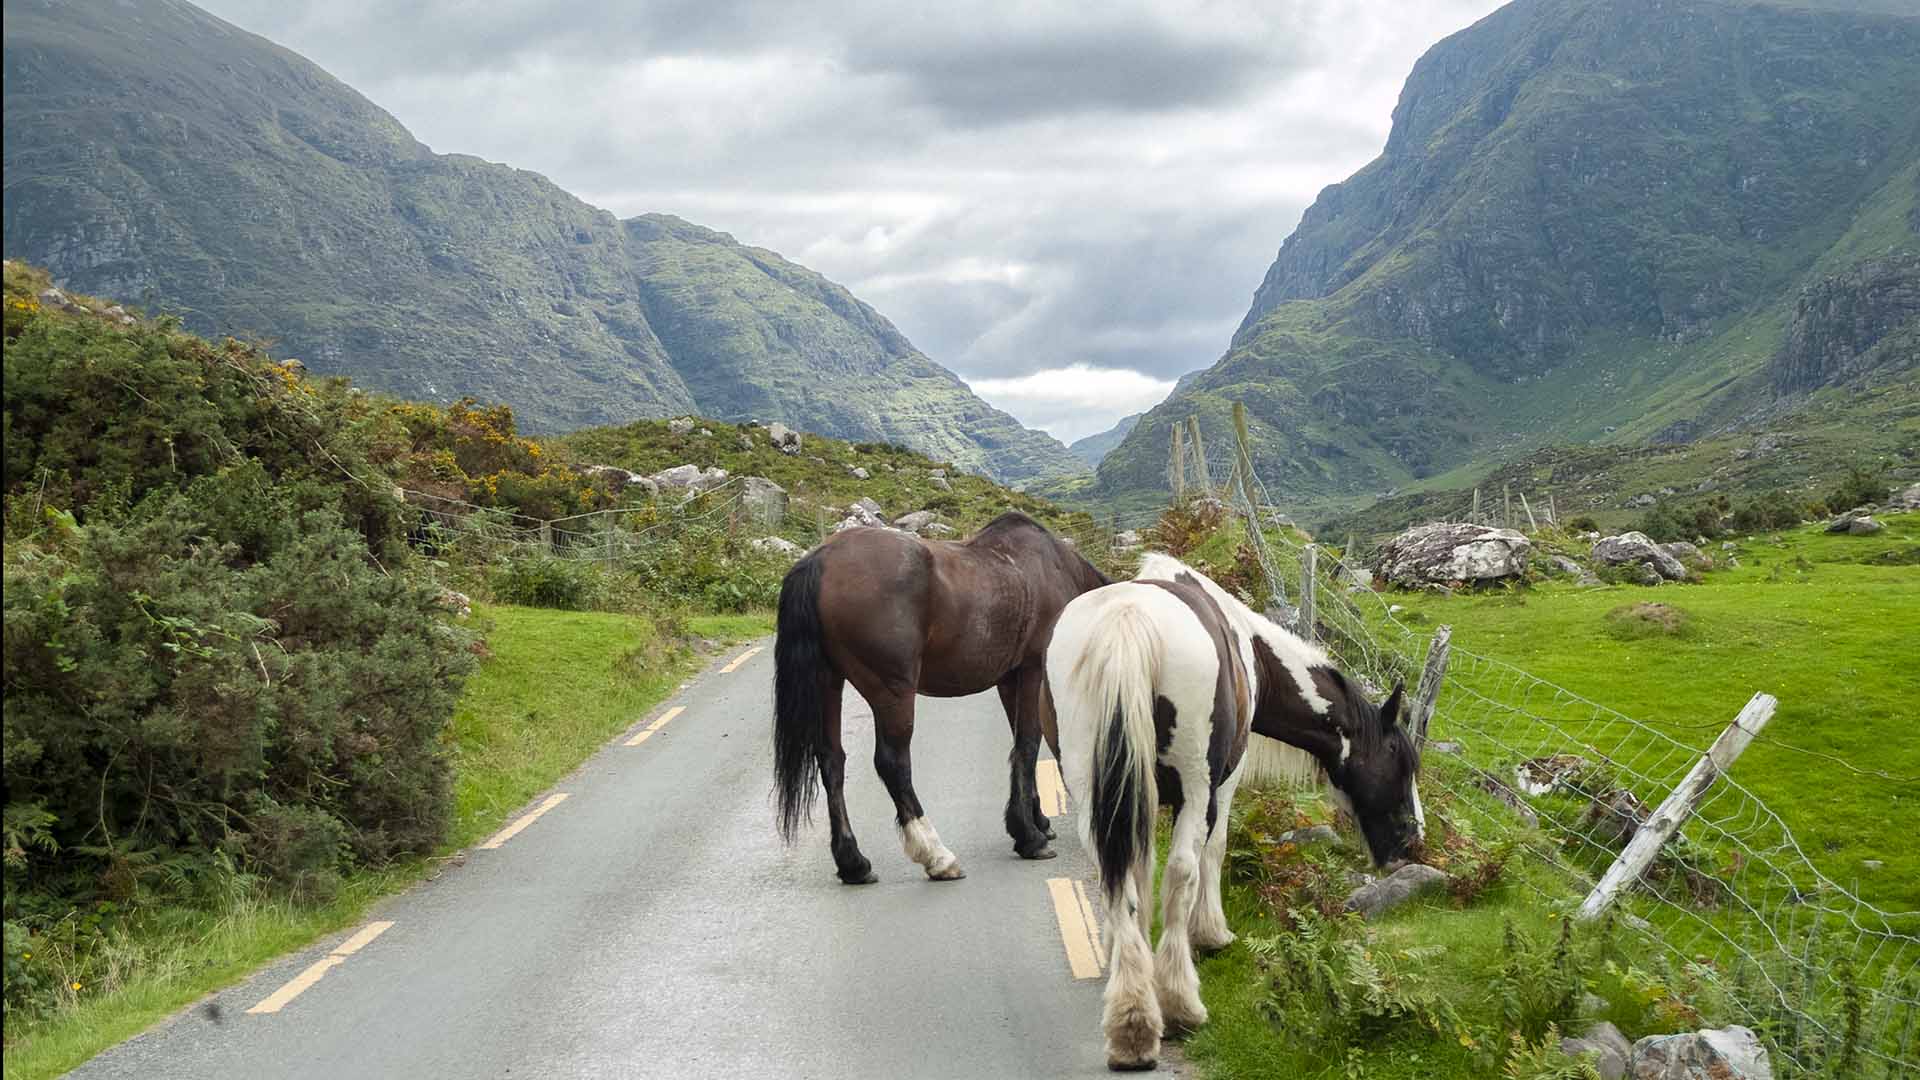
xmin=2 ymin=606 xmax=771 ymax=1080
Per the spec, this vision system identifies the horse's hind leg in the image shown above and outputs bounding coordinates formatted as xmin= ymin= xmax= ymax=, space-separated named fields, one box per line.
xmin=819 ymin=675 xmax=875 ymax=884
xmin=998 ymin=667 xmax=1056 ymax=858
xmin=1190 ymin=766 xmax=1242 ymax=950
xmin=871 ymin=693 xmax=964 ymax=880
xmin=1155 ymin=784 xmax=1211 ymax=1033
xmin=1101 ymin=857 xmax=1162 ymax=1071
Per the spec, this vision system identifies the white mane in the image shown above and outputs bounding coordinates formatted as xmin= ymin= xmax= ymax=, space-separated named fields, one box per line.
xmin=1133 ymin=552 xmax=1331 ymax=672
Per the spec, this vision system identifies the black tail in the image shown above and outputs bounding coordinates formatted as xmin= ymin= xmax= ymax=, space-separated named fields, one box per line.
xmin=1091 ymin=702 xmax=1154 ymax=904
xmin=774 ymin=554 xmax=829 ymax=843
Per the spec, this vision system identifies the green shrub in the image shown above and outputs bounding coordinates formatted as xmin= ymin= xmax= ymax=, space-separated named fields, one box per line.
xmin=488 ymin=552 xmax=609 ymax=610
xmin=3 ymin=505 xmax=476 ymax=907
xmin=1730 ymin=491 xmax=1806 ymax=533
xmin=1824 ymin=467 xmax=1887 ymax=512
xmin=1565 ymin=515 xmax=1600 ymax=533
xmin=1633 ymin=501 xmax=1698 ymax=543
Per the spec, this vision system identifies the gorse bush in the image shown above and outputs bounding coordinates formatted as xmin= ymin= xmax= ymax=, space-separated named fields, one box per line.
xmin=3 ymin=266 xmax=478 ymax=1022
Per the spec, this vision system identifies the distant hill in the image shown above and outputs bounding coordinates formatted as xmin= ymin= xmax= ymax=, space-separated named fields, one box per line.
xmin=1067 ymin=412 xmax=1144 ymax=466
xmin=0 ymin=0 xmax=1086 ymax=487
xmin=1095 ymin=0 xmax=1920 ymax=509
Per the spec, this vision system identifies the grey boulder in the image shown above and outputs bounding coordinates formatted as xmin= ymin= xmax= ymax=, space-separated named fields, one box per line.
xmin=1592 ymin=532 xmax=1687 ymax=581
xmin=1376 ymin=523 xmax=1532 ymax=586
xmin=1343 ymin=863 xmax=1447 ymax=920
xmin=740 ymin=477 xmax=788 ymax=527
xmin=1629 ymin=1026 xmax=1771 ymax=1080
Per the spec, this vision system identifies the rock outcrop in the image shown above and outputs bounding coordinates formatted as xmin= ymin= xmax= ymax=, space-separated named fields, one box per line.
xmin=1376 ymin=523 xmax=1531 ymax=587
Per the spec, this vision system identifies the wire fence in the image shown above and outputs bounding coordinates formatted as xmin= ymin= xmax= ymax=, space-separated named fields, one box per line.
xmin=1174 ymin=435 xmax=1919 ymax=1076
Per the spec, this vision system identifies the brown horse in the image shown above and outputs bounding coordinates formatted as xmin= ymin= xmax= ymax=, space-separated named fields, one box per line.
xmin=773 ymin=511 xmax=1110 ymax=883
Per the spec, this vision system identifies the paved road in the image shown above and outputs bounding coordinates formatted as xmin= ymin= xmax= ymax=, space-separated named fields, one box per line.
xmin=73 ymin=642 xmax=1147 ymax=1079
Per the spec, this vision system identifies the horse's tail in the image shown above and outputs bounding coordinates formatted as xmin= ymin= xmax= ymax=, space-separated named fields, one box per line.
xmin=1067 ymin=598 xmax=1161 ymax=908
xmin=773 ymin=553 xmax=830 ymax=844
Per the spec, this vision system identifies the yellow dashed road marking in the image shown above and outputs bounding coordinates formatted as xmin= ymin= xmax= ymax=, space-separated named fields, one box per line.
xmin=478 ymin=792 xmax=569 ymax=850
xmin=1037 ymin=759 xmax=1068 ymax=817
xmin=1047 ymin=878 xmax=1104 ymax=980
xmin=625 ymin=705 xmax=686 ymax=746
xmin=246 ymin=921 xmax=395 ymax=1015
xmin=718 ymin=646 xmax=762 ymax=673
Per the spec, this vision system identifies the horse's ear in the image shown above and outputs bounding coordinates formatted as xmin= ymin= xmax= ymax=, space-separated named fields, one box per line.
xmin=1381 ymin=682 xmax=1406 ymax=729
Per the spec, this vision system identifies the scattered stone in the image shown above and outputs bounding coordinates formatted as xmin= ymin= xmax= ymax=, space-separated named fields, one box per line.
xmin=1584 ymin=787 xmax=1651 ymax=846
xmin=1629 ymin=1026 xmax=1772 ymax=1080
xmin=668 ymin=417 xmax=695 ymax=436
xmin=928 ymin=469 xmax=946 ymax=480
xmin=1627 ymin=493 xmax=1658 ymax=509
xmin=577 ymin=463 xmax=656 ymax=498
xmin=853 ymin=497 xmax=882 ymax=516
xmin=1276 ymin=824 xmax=1341 ymax=848
xmin=1428 ymin=740 xmax=1464 ymax=755
xmin=37 ymin=287 xmax=83 ymax=313
xmin=698 ymin=427 xmax=713 ymax=437
xmin=1660 ymin=541 xmax=1706 ymax=567
xmin=1721 ymin=541 xmax=1737 ymax=551
xmin=749 ymin=536 xmax=805 ymax=557
xmin=767 ymin=423 xmax=803 ymax=455
xmin=849 ymin=466 xmax=871 ymax=481
xmin=279 ymin=358 xmax=305 ymax=372
xmin=738 ymin=434 xmax=755 ymax=452
xmin=832 ymin=503 xmax=889 ymax=532
xmin=929 ymin=476 xmax=952 ymax=491
xmin=1863 ymin=859 xmax=1884 ymax=871
xmin=434 ymin=589 xmax=472 ymax=619
xmin=923 ymin=523 xmax=957 ymax=537
xmin=1894 ymin=483 xmax=1920 ymax=511
xmin=1561 ymin=1021 xmax=1632 ymax=1080
xmin=1848 ymin=516 xmax=1883 ymax=535
xmin=1515 ymin=754 xmax=1593 ymax=797
xmin=1376 ymin=522 xmax=1532 ymax=587
xmin=1112 ymin=529 xmax=1143 ymax=550
xmin=1387 ymin=603 xmax=1406 ymax=615
xmin=892 ymin=510 xmax=937 ymax=533
xmin=1592 ymin=532 xmax=1688 ymax=581
xmin=649 ymin=463 xmax=729 ymax=493
xmin=740 ymin=477 xmax=788 ymax=527
xmin=1343 ymin=863 xmax=1448 ymax=920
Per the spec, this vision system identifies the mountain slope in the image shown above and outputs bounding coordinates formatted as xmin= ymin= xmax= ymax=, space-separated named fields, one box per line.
xmin=1095 ymin=0 xmax=1920 ymax=507
xmin=1066 ymin=412 xmax=1144 ymax=466
xmin=0 ymin=0 xmax=1085 ymax=486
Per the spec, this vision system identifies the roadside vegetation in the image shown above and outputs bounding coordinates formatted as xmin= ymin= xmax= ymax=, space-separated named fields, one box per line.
xmin=1 ymin=263 xmax=1057 ymax=1073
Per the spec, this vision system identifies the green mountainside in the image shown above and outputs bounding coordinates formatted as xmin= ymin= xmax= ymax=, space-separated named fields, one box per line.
xmin=1094 ymin=0 xmax=1920 ymax=511
xmin=0 ymin=0 xmax=1085 ymax=487
xmin=1066 ymin=411 xmax=1144 ymax=466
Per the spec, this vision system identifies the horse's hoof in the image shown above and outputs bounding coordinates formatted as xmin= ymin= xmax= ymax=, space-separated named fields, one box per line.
xmin=927 ymin=862 xmax=966 ymax=881
xmin=1018 ymin=844 xmax=1058 ymax=860
xmin=1043 ymin=823 xmax=1058 ymax=840
xmin=839 ymin=870 xmax=879 ymax=885
xmin=1107 ymin=1056 xmax=1157 ymax=1072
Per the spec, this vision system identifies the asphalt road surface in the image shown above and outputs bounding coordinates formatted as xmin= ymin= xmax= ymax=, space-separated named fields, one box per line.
xmin=71 ymin=641 xmax=1162 ymax=1079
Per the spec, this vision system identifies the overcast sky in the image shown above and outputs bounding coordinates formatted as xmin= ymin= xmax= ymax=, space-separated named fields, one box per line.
xmin=199 ymin=0 xmax=1505 ymax=443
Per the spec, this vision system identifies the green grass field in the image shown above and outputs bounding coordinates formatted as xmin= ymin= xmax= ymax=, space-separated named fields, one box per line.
xmin=2 ymin=607 xmax=772 ymax=1080
xmin=1179 ymin=515 xmax=1919 ymax=1078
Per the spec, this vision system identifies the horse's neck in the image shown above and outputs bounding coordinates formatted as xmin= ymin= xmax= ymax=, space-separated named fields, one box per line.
xmin=1249 ymin=639 xmax=1347 ymax=768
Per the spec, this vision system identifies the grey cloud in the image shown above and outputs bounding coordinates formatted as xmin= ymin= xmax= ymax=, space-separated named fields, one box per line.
xmin=192 ymin=0 xmax=1507 ymax=433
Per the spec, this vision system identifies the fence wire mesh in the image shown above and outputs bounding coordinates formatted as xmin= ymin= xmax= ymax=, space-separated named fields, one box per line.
xmin=1172 ymin=439 xmax=1920 ymax=1075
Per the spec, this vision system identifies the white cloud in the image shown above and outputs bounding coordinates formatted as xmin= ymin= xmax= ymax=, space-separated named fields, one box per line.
xmin=969 ymin=365 xmax=1176 ymax=443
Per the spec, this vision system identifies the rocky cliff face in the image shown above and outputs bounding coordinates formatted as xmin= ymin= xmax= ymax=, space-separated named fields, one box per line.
xmin=0 ymin=0 xmax=1086 ymax=485
xmin=1097 ymin=0 xmax=1920 ymax=505
xmin=1770 ymin=251 xmax=1920 ymax=393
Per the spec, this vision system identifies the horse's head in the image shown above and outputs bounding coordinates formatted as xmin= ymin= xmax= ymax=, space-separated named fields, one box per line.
xmin=1323 ymin=681 xmax=1424 ymax=868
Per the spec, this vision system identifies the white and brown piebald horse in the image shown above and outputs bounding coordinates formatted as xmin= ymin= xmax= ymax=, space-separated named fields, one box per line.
xmin=1047 ymin=554 xmax=1425 ymax=1071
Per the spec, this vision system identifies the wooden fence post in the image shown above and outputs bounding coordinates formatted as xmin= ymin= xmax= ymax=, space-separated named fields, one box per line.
xmin=1519 ymin=492 xmax=1539 ymax=533
xmin=1187 ymin=417 xmax=1212 ymax=495
xmin=1297 ymin=544 xmax=1318 ymax=640
xmin=1548 ymin=491 xmax=1557 ymax=527
xmin=1471 ymin=487 xmax=1482 ymax=524
xmin=539 ymin=519 xmax=553 ymax=552
xmin=1169 ymin=424 xmax=1187 ymax=500
xmin=1409 ymin=625 xmax=1452 ymax=745
xmin=1576 ymin=692 xmax=1778 ymax=921
xmin=1229 ymin=402 xmax=1288 ymax=612
xmin=1503 ymin=483 xmax=1512 ymax=529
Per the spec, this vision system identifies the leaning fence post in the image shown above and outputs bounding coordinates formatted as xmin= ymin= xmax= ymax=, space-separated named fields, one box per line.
xmin=1409 ymin=625 xmax=1452 ymax=744
xmin=1186 ymin=417 xmax=1212 ymax=496
xmin=539 ymin=519 xmax=553 ymax=552
xmin=1520 ymin=491 xmax=1539 ymax=533
xmin=1169 ymin=424 xmax=1187 ymax=500
xmin=1297 ymin=544 xmax=1318 ymax=640
xmin=1471 ymin=487 xmax=1482 ymax=524
xmin=1503 ymin=483 xmax=1513 ymax=529
xmin=1576 ymin=692 xmax=1778 ymax=921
